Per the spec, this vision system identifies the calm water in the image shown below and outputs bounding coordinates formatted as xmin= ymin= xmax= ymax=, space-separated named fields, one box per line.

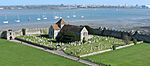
xmin=0 ymin=8 xmax=150 ymax=29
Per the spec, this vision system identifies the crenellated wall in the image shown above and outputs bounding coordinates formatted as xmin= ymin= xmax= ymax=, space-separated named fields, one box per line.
xmin=90 ymin=27 xmax=150 ymax=43
xmin=0 ymin=28 xmax=49 ymax=40
xmin=1 ymin=26 xmax=150 ymax=43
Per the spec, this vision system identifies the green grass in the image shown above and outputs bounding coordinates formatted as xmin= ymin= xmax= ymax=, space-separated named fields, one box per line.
xmin=84 ymin=43 xmax=150 ymax=66
xmin=0 ymin=39 xmax=87 ymax=66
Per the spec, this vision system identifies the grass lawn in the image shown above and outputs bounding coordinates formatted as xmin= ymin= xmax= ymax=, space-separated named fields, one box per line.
xmin=0 ymin=39 xmax=87 ymax=66
xmin=84 ymin=43 xmax=150 ymax=66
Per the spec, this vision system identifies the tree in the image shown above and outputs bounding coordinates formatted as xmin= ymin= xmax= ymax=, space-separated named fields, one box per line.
xmin=112 ymin=44 xmax=116 ymax=50
xmin=22 ymin=28 xmax=26 ymax=35
xmin=82 ymin=37 xmax=86 ymax=43
xmin=123 ymin=35 xmax=130 ymax=45
xmin=133 ymin=38 xmax=137 ymax=45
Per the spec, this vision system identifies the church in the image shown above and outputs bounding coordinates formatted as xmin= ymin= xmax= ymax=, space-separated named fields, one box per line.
xmin=48 ymin=19 xmax=89 ymax=42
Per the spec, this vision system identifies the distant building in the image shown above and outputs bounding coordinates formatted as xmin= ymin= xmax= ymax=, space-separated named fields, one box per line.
xmin=145 ymin=5 xmax=150 ymax=8
xmin=48 ymin=19 xmax=88 ymax=42
xmin=0 ymin=7 xmax=4 ymax=10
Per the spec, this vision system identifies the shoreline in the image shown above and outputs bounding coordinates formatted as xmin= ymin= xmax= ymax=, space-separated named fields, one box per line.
xmin=0 ymin=20 xmax=150 ymax=34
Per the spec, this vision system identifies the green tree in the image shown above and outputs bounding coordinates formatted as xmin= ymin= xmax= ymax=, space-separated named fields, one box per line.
xmin=112 ymin=44 xmax=116 ymax=50
xmin=22 ymin=28 xmax=26 ymax=35
xmin=123 ymin=35 xmax=130 ymax=45
xmin=133 ymin=38 xmax=137 ymax=45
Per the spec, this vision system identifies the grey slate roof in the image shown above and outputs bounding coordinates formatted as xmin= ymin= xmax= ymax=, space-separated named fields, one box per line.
xmin=60 ymin=25 xmax=84 ymax=33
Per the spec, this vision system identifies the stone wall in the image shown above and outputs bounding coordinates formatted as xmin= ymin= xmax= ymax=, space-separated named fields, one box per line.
xmin=90 ymin=27 xmax=150 ymax=43
xmin=0 ymin=28 xmax=49 ymax=40
xmin=25 ymin=28 xmax=48 ymax=35
xmin=133 ymin=33 xmax=150 ymax=43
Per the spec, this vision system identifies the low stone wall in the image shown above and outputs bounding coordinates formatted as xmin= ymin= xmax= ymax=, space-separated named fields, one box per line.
xmin=133 ymin=34 xmax=150 ymax=43
xmin=0 ymin=28 xmax=49 ymax=40
xmin=15 ymin=37 xmax=56 ymax=50
xmin=26 ymin=28 xmax=49 ymax=35
xmin=80 ymin=41 xmax=143 ymax=57
xmin=91 ymin=28 xmax=150 ymax=43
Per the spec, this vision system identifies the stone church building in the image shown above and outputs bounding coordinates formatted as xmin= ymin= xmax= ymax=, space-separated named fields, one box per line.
xmin=48 ymin=19 xmax=89 ymax=42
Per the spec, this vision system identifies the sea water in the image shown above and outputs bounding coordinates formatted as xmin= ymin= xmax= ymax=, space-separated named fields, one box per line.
xmin=0 ymin=8 xmax=150 ymax=29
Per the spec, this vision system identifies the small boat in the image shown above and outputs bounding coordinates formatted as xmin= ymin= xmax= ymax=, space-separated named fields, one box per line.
xmin=43 ymin=17 xmax=48 ymax=20
xmin=67 ymin=16 xmax=70 ymax=18
xmin=42 ymin=15 xmax=48 ymax=20
xmin=16 ymin=15 xmax=21 ymax=22
xmin=73 ymin=15 xmax=76 ymax=17
xmin=3 ymin=15 xmax=8 ymax=24
xmin=3 ymin=21 xmax=8 ymax=24
xmin=15 ymin=19 xmax=20 ymax=22
xmin=81 ymin=16 xmax=84 ymax=18
xmin=59 ymin=17 xmax=62 ymax=19
xmin=37 ymin=18 xmax=41 ymax=21
xmin=54 ymin=16 xmax=59 ymax=19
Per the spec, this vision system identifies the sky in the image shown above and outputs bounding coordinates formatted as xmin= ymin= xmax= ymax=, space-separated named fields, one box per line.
xmin=0 ymin=0 xmax=149 ymax=6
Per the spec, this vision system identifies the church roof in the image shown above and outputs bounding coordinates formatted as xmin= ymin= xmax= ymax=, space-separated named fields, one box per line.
xmin=56 ymin=18 xmax=65 ymax=25
xmin=60 ymin=25 xmax=84 ymax=33
xmin=52 ymin=19 xmax=65 ymax=30
xmin=52 ymin=24 xmax=60 ymax=30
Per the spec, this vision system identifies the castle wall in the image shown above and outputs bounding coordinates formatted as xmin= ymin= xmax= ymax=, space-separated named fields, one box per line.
xmin=133 ymin=34 xmax=150 ymax=43
xmin=92 ymin=28 xmax=150 ymax=43
xmin=0 ymin=28 xmax=49 ymax=40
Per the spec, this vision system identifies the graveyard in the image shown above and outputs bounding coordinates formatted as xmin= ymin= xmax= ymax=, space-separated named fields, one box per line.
xmin=84 ymin=43 xmax=150 ymax=66
xmin=17 ymin=35 xmax=58 ymax=48
xmin=17 ymin=35 xmax=126 ymax=56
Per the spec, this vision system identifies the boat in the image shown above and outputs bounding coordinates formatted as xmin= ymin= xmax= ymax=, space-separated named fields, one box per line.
xmin=81 ymin=16 xmax=84 ymax=18
xmin=54 ymin=16 xmax=59 ymax=19
xmin=59 ymin=17 xmax=62 ymax=19
xmin=42 ymin=15 xmax=48 ymax=20
xmin=43 ymin=17 xmax=48 ymax=20
xmin=3 ymin=15 xmax=8 ymax=24
xmin=73 ymin=15 xmax=76 ymax=17
xmin=3 ymin=21 xmax=8 ymax=24
xmin=37 ymin=15 xmax=42 ymax=21
xmin=67 ymin=16 xmax=70 ymax=18
xmin=15 ymin=19 xmax=20 ymax=22
xmin=37 ymin=18 xmax=41 ymax=21
xmin=15 ymin=15 xmax=21 ymax=22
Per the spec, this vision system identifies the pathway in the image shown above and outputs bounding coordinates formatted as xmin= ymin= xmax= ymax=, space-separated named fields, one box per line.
xmin=11 ymin=40 xmax=99 ymax=66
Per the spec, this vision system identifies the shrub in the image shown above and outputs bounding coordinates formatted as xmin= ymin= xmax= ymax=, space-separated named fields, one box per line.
xmin=133 ymin=38 xmax=137 ymax=45
xmin=22 ymin=28 xmax=26 ymax=35
xmin=112 ymin=45 xmax=116 ymax=50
